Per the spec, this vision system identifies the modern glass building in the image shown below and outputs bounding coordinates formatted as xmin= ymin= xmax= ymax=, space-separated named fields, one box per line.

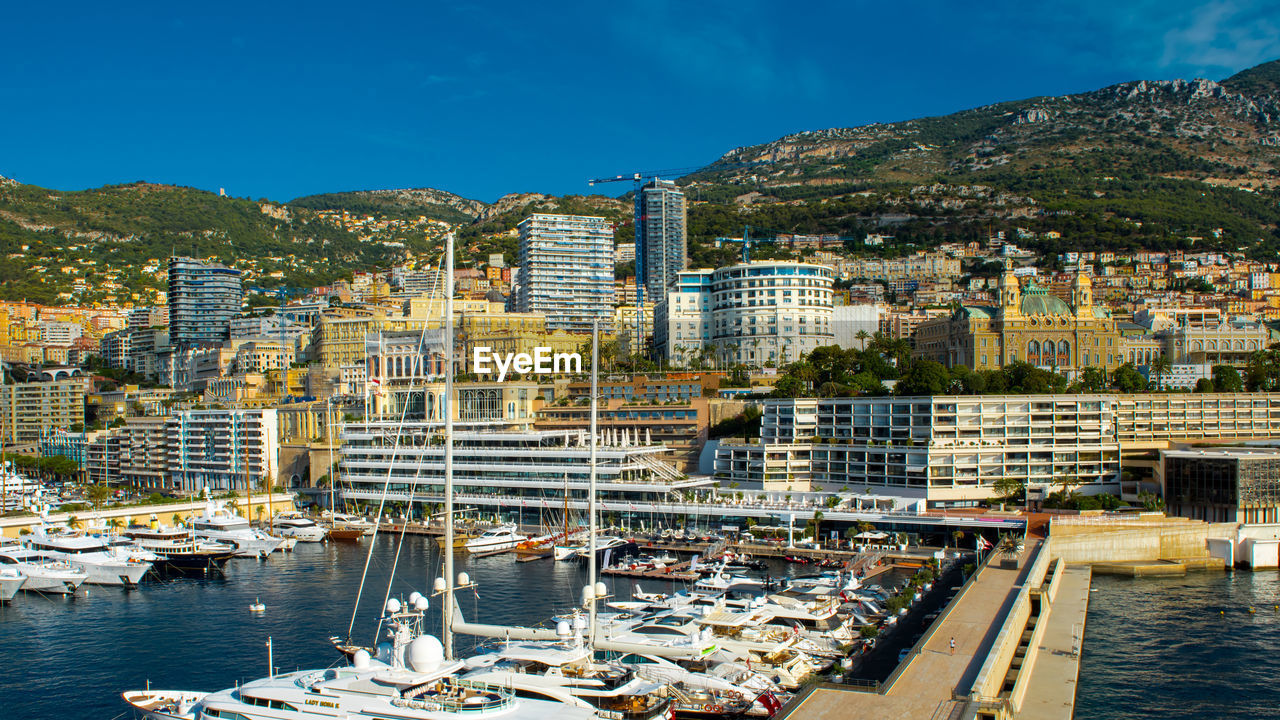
xmin=168 ymin=256 xmax=243 ymax=348
xmin=514 ymin=214 xmax=615 ymax=333
xmin=635 ymin=179 xmax=687 ymax=302
xmin=1161 ymin=447 xmax=1280 ymax=524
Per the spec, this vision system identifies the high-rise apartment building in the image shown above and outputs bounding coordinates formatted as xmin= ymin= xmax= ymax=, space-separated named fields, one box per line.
xmin=168 ymin=257 xmax=243 ymax=348
xmin=635 ymin=179 xmax=687 ymax=302
xmin=515 ymin=214 xmax=614 ymax=333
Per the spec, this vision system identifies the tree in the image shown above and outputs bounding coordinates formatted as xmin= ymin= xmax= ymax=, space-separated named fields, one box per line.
xmin=1150 ymin=354 xmax=1173 ymax=390
xmin=66 ymin=515 xmax=81 ymax=529
xmin=951 ymin=530 xmax=964 ymax=548
xmin=1079 ymin=366 xmax=1107 ymax=392
xmin=1211 ymin=364 xmax=1244 ymax=393
xmin=1194 ymin=377 xmax=1215 ymax=393
xmin=86 ymin=483 xmax=111 ymax=511
xmin=1112 ymin=363 xmax=1148 ymax=393
xmin=895 ymin=359 xmax=951 ymax=395
xmin=992 ymin=475 xmax=1025 ymax=504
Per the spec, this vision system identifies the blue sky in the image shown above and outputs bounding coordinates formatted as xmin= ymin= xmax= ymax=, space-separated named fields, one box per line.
xmin=1 ymin=1 xmax=1277 ymax=203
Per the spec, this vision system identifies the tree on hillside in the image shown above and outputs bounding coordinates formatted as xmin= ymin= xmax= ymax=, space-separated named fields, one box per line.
xmin=1112 ymin=363 xmax=1148 ymax=393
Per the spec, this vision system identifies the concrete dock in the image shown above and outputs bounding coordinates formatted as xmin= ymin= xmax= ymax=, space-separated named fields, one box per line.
xmin=1015 ymin=565 xmax=1091 ymax=720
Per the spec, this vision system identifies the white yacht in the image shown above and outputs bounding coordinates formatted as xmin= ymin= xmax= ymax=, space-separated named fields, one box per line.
xmin=272 ymin=512 xmax=327 ymax=542
xmin=190 ymin=499 xmax=283 ymax=557
xmin=23 ymin=528 xmax=152 ymax=586
xmin=328 ymin=511 xmax=376 ymax=536
xmin=461 ymin=632 xmax=671 ymax=720
xmin=463 ymin=524 xmax=528 ymax=553
xmin=0 ymin=566 xmax=25 ymax=601
xmin=124 ymin=597 xmax=596 ymax=720
xmin=0 ymin=542 xmax=87 ymax=594
xmin=0 ymin=465 xmax=40 ymax=512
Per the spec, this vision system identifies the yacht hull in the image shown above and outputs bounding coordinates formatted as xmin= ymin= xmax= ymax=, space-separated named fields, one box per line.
xmin=153 ymin=551 xmax=235 ymax=575
xmin=76 ymin=560 xmax=152 ymax=586
xmin=19 ymin=570 xmax=84 ymax=594
xmin=0 ymin=574 xmax=24 ymax=600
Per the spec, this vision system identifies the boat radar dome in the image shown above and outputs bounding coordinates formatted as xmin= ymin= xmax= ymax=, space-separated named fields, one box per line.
xmin=413 ymin=595 xmax=429 ymax=612
xmin=385 ymin=598 xmax=402 ymax=615
xmin=352 ymin=649 xmax=372 ymax=670
xmin=594 ymin=581 xmax=607 ymax=598
xmin=457 ymin=572 xmax=470 ymax=587
xmin=556 ymin=621 xmax=571 ymax=638
xmin=573 ymin=614 xmax=588 ymax=631
xmin=434 ymin=577 xmax=447 ymax=593
xmin=408 ymin=591 xmax=424 ymax=605
xmin=407 ymin=635 xmax=444 ymax=672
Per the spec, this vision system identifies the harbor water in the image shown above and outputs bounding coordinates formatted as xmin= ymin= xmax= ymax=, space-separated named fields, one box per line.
xmin=4 ymin=534 xmax=1279 ymax=720
xmin=0 ymin=535 xmax=668 ymax=720
xmin=1076 ymin=570 xmax=1280 ymax=719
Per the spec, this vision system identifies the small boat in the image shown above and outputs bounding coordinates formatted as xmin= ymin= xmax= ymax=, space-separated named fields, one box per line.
xmin=464 ymin=524 xmax=529 ymax=553
xmin=249 ymin=598 xmax=265 ymax=612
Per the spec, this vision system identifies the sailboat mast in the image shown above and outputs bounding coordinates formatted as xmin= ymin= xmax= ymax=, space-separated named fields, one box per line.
xmin=587 ymin=318 xmax=599 ymax=644
xmin=328 ymin=402 xmax=336 ymax=514
xmin=443 ymin=231 xmax=456 ymax=661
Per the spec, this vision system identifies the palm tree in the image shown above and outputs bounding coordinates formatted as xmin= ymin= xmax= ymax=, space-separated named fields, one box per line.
xmin=66 ymin=515 xmax=81 ymax=529
xmin=855 ymin=330 xmax=871 ymax=350
xmin=172 ymin=512 xmax=183 ymax=527
xmin=1151 ymin=354 xmax=1173 ymax=390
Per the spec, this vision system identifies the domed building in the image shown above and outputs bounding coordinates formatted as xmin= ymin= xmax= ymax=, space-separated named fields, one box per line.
xmin=914 ymin=270 xmax=1123 ymax=376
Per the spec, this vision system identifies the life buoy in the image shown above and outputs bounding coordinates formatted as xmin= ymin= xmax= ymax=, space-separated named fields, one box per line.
xmin=711 ymin=704 xmax=724 ymax=714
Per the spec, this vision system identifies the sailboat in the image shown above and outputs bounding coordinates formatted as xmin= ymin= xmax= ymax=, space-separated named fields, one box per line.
xmin=122 ymin=233 xmax=598 ymax=720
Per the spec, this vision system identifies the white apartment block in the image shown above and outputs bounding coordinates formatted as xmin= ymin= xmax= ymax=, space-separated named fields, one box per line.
xmin=39 ymin=320 xmax=83 ymax=345
xmin=515 ymin=214 xmax=615 ymax=333
xmin=718 ymin=393 xmax=1280 ymax=505
xmin=167 ymin=409 xmax=279 ymax=492
xmin=656 ymin=262 xmax=834 ymax=367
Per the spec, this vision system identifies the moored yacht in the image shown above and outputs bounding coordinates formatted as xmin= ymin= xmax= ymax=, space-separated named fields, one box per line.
xmin=123 ymin=526 xmax=236 ymax=574
xmin=461 ymin=631 xmax=671 ymax=720
xmin=463 ymin=524 xmax=528 ymax=553
xmin=190 ymin=498 xmax=283 ymax=557
xmin=272 ymin=512 xmax=327 ymax=542
xmin=0 ymin=542 xmax=87 ymax=594
xmin=0 ymin=566 xmax=26 ymax=601
xmin=23 ymin=528 xmax=152 ymax=586
xmin=123 ymin=596 xmax=597 ymax=720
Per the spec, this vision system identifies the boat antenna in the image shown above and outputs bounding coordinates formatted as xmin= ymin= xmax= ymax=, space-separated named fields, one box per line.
xmin=587 ymin=317 xmax=599 ymax=645
xmin=443 ymin=229 xmax=457 ymax=660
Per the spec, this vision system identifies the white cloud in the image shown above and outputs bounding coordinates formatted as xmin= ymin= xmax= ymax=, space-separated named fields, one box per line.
xmin=1159 ymin=1 xmax=1280 ymax=76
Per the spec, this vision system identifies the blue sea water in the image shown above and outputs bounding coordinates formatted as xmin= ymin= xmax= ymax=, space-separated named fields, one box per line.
xmin=1075 ymin=570 xmax=1280 ymax=719
xmin=0 ymin=536 xmax=635 ymax=720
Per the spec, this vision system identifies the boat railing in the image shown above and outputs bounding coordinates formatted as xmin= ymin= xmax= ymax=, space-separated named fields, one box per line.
xmin=395 ymin=678 xmax=515 ymax=713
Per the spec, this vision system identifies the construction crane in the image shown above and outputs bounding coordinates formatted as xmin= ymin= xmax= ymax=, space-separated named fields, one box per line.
xmin=717 ymin=225 xmax=788 ymax=263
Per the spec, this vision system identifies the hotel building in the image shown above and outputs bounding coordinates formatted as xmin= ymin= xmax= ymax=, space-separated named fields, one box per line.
xmin=515 ymin=214 xmax=615 ymax=334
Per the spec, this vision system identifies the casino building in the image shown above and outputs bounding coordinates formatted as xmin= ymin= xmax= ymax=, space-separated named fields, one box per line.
xmin=914 ymin=269 xmax=1122 ymax=377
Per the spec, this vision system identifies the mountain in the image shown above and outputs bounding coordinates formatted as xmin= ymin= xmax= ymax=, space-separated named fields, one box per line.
xmin=680 ymin=59 xmax=1280 ymax=263
xmin=0 ymin=180 xmax=436 ymax=305
xmin=289 ymin=187 xmax=488 ymax=224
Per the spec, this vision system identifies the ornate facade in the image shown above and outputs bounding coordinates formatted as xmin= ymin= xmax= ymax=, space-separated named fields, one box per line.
xmin=915 ymin=271 xmax=1122 ymax=376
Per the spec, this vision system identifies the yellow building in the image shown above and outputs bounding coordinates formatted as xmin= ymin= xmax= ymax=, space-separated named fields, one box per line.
xmin=915 ymin=271 xmax=1122 ymax=374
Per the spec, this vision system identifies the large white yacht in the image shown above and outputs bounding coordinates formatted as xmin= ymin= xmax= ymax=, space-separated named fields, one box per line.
xmin=461 ymin=629 xmax=671 ymax=720
xmin=272 ymin=512 xmax=327 ymax=542
xmin=23 ymin=528 xmax=152 ymax=586
xmin=0 ymin=566 xmax=25 ymax=601
xmin=0 ymin=542 xmax=87 ymax=594
xmin=124 ymin=596 xmax=597 ymax=720
xmin=189 ymin=498 xmax=283 ymax=557
xmin=463 ymin=524 xmax=528 ymax=553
